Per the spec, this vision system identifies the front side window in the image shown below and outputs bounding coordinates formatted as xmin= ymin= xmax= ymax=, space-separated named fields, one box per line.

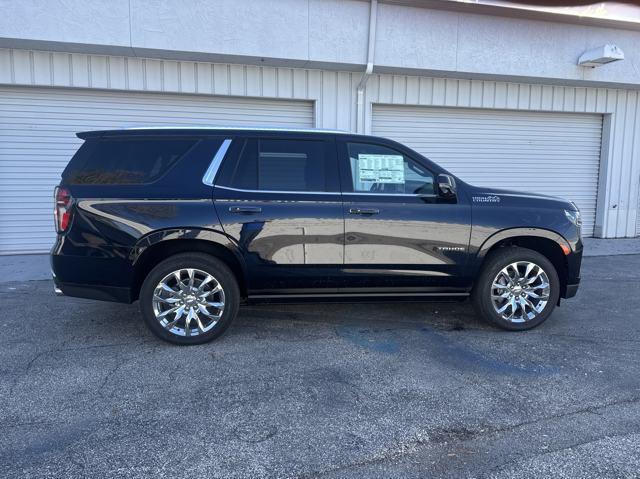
xmin=347 ymin=142 xmax=435 ymax=195
xmin=226 ymin=139 xmax=328 ymax=192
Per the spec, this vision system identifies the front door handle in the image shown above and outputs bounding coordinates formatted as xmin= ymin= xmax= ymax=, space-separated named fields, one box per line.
xmin=349 ymin=207 xmax=380 ymax=215
xmin=229 ymin=206 xmax=262 ymax=214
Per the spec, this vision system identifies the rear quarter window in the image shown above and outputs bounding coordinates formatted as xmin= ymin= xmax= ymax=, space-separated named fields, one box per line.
xmin=63 ymin=137 xmax=197 ymax=185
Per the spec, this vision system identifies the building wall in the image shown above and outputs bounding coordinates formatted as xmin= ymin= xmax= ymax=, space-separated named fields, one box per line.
xmin=1 ymin=0 xmax=639 ymax=87
xmin=1 ymin=47 xmax=639 ymax=237
xmin=363 ymin=75 xmax=640 ymax=238
xmin=0 ymin=48 xmax=360 ymax=132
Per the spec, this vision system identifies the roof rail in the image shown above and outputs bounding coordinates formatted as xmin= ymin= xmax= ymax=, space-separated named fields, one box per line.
xmin=121 ymin=126 xmax=351 ymax=134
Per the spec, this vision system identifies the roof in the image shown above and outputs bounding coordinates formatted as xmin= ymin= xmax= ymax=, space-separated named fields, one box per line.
xmin=389 ymin=0 xmax=640 ymax=32
xmin=76 ymin=126 xmax=351 ymax=139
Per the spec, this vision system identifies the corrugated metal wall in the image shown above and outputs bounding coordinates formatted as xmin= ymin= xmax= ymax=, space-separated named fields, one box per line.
xmin=364 ymin=75 xmax=640 ymax=238
xmin=0 ymin=49 xmax=359 ymax=134
xmin=0 ymin=48 xmax=639 ymax=238
xmin=372 ymin=105 xmax=603 ymax=236
xmin=0 ymin=86 xmax=314 ymax=253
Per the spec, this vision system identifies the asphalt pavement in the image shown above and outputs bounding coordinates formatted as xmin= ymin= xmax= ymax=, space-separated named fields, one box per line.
xmin=1 ymin=254 xmax=639 ymax=478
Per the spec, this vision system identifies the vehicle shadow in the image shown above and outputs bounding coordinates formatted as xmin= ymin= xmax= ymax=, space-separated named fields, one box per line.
xmin=45 ymin=285 xmax=491 ymax=345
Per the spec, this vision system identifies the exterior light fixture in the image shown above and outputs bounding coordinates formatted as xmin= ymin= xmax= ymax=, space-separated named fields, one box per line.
xmin=578 ymin=44 xmax=624 ymax=67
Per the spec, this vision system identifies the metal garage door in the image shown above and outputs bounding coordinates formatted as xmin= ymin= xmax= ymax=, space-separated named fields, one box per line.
xmin=0 ymin=87 xmax=314 ymax=254
xmin=372 ymin=105 xmax=603 ymax=236
xmin=637 ymin=184 xmax=640 ymax=236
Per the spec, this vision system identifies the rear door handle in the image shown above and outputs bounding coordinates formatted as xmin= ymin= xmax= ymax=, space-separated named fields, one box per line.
xmin=349 ymin=207 xmax=380 ymax=215
xmin=229 ymin=206 xmax=262 ymax=214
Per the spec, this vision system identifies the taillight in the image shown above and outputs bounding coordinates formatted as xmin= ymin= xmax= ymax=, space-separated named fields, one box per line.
xmin=54 ymin=186 xmax=73 ymax=233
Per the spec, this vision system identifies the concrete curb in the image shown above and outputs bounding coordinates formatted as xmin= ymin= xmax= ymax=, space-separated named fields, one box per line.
xmin=582 ymin=238 xmax=640 ymax=257
xmin=0 ymin=254 xmax=52 ymax=283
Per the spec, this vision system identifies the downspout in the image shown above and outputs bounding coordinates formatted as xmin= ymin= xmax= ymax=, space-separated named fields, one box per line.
xmin=356 ymin=0 xmax=378 ymax=134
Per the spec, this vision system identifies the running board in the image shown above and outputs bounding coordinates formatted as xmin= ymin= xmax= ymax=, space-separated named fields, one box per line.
xmin=248 ymin=292 xmax=469 ymax=300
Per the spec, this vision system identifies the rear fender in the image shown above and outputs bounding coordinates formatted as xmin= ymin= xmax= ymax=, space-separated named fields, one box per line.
xmin=131 ymin=227 xmax=243 ymax=264
xmin=130 ymin=228 xmax=248 ymax=298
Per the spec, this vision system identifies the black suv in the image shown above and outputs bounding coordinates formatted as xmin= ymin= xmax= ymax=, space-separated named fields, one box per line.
xmin=51 ymin=127 xmax=582 ymax=344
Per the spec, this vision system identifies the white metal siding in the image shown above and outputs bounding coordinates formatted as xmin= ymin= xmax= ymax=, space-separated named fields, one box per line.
xmin=372 ymin=105 xmax=603 ymax=236
xmin=365 ymin=75 xmax=640 ymax=238
xmin=1 ymin=48 xmax=639 ymax=238
xmin=0 ymin=86 xmax=314 ymax=254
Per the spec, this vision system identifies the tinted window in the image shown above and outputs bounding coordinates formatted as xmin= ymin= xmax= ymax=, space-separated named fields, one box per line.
xmin=64 ymin=137 xmax=197 ymax=184
xmin=347 ymin=142 xmax=435 ymax=195
xmin=226 ymin=139 xmax=258 ymax=190
xmin=227 ymin=139 xmax=328 ymax=192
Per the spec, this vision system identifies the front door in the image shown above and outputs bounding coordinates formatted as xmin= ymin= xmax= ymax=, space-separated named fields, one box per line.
xmin=337 ymin=138 xmax=472 ymax=293
xmin=213 ymin=135 xmax=344 ymax=294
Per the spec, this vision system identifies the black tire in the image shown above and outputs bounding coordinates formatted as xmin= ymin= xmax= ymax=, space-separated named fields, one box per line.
xmin=140 ymin=253 xmax=240 ymax=345
xmin=472 ymin=246 xmax=560 ymax=331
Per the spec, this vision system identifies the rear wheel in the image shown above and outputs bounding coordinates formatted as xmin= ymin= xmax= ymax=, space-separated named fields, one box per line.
xmin=140 ymin=253 xmax=240 ymax=345
xmin=472 ymin=247 xmax=560 ymax=331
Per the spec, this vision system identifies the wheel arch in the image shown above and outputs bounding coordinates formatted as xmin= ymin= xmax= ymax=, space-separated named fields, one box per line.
xmin=130 ymin=228 xmax=247 ymax=301
xmin=475 ymin=228 xmax=571 ymax=298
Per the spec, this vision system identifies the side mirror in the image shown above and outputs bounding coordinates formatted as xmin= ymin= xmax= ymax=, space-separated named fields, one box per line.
xmin=437 ymin=174 xmax=457 ymax=198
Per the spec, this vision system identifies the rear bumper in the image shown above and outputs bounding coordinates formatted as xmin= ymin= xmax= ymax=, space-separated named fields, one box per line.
xmin=53 ymin=279 xmax=132 ymax=303
xmin=51 ymin=250 xmax=134 ymax=303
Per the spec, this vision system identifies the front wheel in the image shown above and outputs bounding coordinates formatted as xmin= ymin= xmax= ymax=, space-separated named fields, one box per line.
xmin=472 ymin=247 xmax=560 ymax=331
xmin=140 ymin=253 xmax=240 ymax=345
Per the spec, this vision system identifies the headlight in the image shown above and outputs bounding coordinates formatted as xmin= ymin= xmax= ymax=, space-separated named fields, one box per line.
xmin=565 ymin=209 xmax=582 ymax=227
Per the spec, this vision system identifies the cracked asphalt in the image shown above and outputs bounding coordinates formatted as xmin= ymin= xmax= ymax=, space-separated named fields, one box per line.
xmin=1 ymin=254 xmax=639 ymax=478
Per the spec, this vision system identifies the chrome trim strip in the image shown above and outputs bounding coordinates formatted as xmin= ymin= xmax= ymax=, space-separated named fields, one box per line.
xmin=214 ymin=184 xmax=338 ymax=195
xmin=341 ymin=269 xmax=450 ymax=276
xmin=202 ymin=139 xmax=232 ymax=186
xmin=343 ymin=192 xmax=437 ymax=198
xmin=214 ymin=185 xmax=437 ymax=198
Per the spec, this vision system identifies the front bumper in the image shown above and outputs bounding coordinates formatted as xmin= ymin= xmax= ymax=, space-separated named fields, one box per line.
xmin=565 ymin=281 xmax=580 ymax=298
xmin=560 ymin=233 xmax=583 ymax=299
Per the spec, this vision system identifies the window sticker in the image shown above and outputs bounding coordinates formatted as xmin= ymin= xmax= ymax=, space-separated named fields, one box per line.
xmin=357 ymin=154 xmax=405 ymax=184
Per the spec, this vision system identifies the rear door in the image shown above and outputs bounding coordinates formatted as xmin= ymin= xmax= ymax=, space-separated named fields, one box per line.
xmin=337 ymin=137 xmax=472 ymax=293
xmin=213 ymin=134 xmax=344 ymax=295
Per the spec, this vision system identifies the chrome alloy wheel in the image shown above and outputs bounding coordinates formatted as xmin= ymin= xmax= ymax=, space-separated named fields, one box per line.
xmin=152 ymin=268 xmax=225 ymax=336
xmin=490 ymin=261 xmax=550 ymax=323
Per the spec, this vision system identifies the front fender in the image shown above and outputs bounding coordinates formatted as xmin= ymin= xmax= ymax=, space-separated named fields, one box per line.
xmin=475 ymin=227 xmax=572 ymax=261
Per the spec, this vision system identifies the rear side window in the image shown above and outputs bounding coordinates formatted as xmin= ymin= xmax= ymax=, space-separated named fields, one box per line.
xmin=222 ymin=138 xmax=329 ymax=192
xmin=63 ymin=137 xmax=197 ymax=185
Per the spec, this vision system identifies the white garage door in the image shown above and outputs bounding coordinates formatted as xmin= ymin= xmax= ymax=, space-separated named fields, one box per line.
xmin=0 ymin=87 xmax=314 ymax=254
xmin=637 ymin=185 xmax=640 ymax=236
xmin=372 ymin=105 xmax=603 ymax=236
